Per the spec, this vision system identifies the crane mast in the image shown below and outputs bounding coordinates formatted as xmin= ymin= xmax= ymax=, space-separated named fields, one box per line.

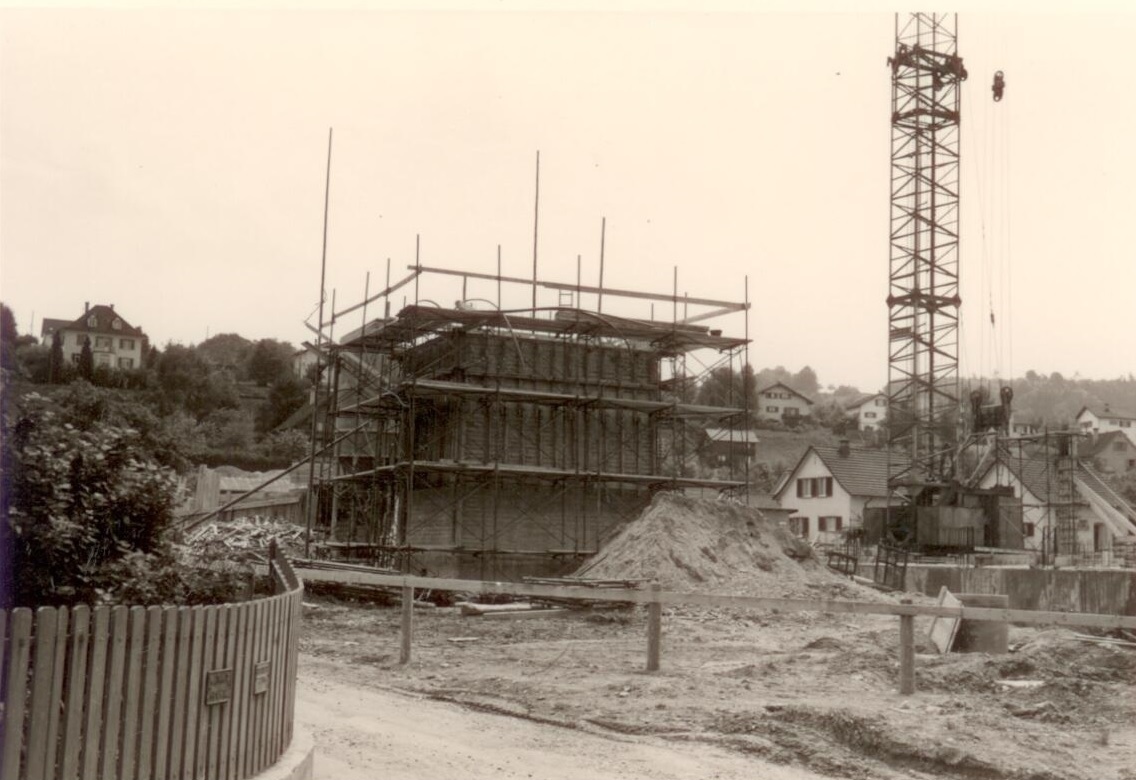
xmin=886 ymin=13 xmax=967 ymax=508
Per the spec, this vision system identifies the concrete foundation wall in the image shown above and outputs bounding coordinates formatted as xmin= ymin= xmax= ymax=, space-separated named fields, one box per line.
xmin=906 ymin=565 xmax=1136 ymax=616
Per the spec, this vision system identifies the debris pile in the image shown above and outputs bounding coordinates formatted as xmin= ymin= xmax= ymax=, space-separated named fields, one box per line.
xmin=575 ymin=493 xmax=888 ymax=600
xmin=185 ymin=517 xmax=308 ymax=561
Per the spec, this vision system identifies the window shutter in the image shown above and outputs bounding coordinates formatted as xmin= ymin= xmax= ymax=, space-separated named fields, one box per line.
xmin=796 ymin=479 xmax=803 ymax=498
xmin=824 ymin=477 xmax=833 ymax=497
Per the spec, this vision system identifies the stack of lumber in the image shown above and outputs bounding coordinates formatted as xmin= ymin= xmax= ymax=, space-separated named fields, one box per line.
xmin=521 ymin=576 xmax=644 ymax=609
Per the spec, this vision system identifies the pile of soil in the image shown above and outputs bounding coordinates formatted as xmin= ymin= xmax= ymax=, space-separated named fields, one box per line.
xmin=574 ymin=493 xmax=887 ymax=600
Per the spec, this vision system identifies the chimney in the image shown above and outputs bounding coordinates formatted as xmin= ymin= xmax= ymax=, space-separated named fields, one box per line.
xmin=84 ymin=301 xmax=89 ymax=313
xmin=838 ymin=439 xmax=851 ymax=458
xmin=109 ymin=303 xmax=114 ymax=311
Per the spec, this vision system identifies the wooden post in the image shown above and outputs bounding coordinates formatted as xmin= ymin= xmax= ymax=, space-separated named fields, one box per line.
xmin=646 ymin=582 xmax=661 ymax=672
xmin=400 ymin=584 xmax=413 ymax=664
xmin=899 ymin=598 xmax=915 ymax=695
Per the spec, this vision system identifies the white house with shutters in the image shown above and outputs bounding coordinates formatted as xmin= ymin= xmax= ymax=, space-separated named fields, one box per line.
xmin=773 ymin=443 xmax=904 ymax=543
xmin=845 ymin=392 xmax=887 ymax=432
xmin=756 ymin=382 xmax=814 ymax=423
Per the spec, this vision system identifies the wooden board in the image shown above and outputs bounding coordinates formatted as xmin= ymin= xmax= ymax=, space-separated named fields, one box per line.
xmin=928 ymin=586 xmax=963 ymax=655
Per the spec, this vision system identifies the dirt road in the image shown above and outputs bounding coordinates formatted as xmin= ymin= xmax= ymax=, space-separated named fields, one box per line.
xmin=296 ymin=656 xmax=831 ymax=780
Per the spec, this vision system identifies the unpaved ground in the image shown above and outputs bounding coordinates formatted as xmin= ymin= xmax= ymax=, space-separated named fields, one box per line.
xmin=298 ymin=600 xmax=1135 ymax=780
xmin=296 ymin=659 xmax=830 ymax=779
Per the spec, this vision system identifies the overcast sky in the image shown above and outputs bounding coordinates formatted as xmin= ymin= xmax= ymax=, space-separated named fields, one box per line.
xmin=2 ymin=5 xmax=1133 ymax=391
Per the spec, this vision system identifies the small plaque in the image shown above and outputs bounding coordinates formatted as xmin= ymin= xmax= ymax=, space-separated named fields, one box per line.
xmin=253 ymin=661 xmax=271 ymax=695
xmin=204 ymin=669 xmax=233 ymax=705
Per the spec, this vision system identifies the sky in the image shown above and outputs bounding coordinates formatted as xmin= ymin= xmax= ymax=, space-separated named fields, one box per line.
xmin=2 ymin=4 xmax=1134 ymax=391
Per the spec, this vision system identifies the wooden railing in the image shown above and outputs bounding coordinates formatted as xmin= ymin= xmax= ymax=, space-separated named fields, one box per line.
xmin=292 ymin=565 xmax=1136 ymax=695
xmin=0 ymin=546 xmax=302 ymax=780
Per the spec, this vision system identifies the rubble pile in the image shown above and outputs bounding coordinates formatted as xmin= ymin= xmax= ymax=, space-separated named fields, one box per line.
xmin=185 ymin=517 xmax=308 ymax=561
xmin=575 ymin=493 xmax=888 ymax=600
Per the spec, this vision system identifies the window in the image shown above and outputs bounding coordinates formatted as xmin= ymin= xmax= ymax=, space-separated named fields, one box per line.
xmin=865 ymin=412 xmax=877 ymax=419
xmin=790 ymin=517 xmax=810 ymax=538
xmin=818 ymin=516 xmax=842 ymax=533
xmin=87 ymin=315 xmax=97 ymax=327
xmin=117 ymin=357 xmax=135 ymax=369
xmin=784 ymin=407 xmax=800 ymax=417
xmin=94 ymin=336 xmax=112 ymax=349
xmin=1023 ymin=522 xmax=1035 ymax=538
xmin=1128 ymin=459 xmax=1135 ymax=471
xmin=767 ymin=406 xmax=779 ymax=413
xmin=796 ymin=477 xmax=833 ymax=498
xmin=76 ymin=334 xmax=87 ymax=346
xmin=1122 ymin=421 xmax=1132 ymax=428
xmin=119 ymin=338 xmax=135 ymax=350
xmin=112 ymin=318 xmax=122 ymax=330
xmin=71 ymin=354 xmax=81 ymax=364
xmin=875 ymin=398 xmax=886 ymax=407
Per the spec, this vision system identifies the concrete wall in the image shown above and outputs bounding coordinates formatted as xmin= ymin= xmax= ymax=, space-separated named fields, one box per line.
xmin=905 ymin=565 xmax=1136 ymax=616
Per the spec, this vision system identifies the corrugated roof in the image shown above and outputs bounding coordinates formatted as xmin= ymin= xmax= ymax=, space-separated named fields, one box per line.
xmin=703 ymin=427 xmax=760 ymax=444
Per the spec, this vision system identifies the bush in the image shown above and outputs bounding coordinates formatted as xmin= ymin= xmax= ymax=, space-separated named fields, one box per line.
xmin=0 ymin=389 xmax=248 ymax=608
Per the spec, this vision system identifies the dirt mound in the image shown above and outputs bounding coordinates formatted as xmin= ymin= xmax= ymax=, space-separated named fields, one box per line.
xmin=574 ymin=493 xmax=889 ymax=601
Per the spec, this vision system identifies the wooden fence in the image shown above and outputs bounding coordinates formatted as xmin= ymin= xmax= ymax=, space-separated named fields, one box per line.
xmin=290 ymin=566 xmax=1136 ymax=696
xmin=0 ymin=548 xmax=302 ymax=780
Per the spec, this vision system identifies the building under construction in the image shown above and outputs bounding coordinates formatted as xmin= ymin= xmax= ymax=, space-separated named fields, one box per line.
xmin=305 ymin=264 xmax=752 ymax=580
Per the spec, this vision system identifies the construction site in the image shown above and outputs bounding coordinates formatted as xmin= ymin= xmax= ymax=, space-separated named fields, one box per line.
xmin=191 ymin=12 xmax=1134 ymax=780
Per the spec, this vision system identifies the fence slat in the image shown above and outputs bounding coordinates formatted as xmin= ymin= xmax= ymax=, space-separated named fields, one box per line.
xmin=26 ymin=607 xmax=61 ymax=780
xmin=167 ymin=609 xmax=192 ymax=780
xmin=206 ymin=607 xmax=229 ymax=780
xmin=244 ymin=600 xmax=266 ymax=778
xmin=266 ymin=596 xmax=284 ymax=766
xmin=46 ymin=608 xmax=70 ymax=780
xmin=224 ymin=604 xmax=248 ymax=780
xmin=282 ymin=594 xmax=298 ymax=747
xmin=194 ymin=607 xmax=218 ymax=780
xmin=217 ymin=605 xmax=238 ymax=780
xmin=138 ymin=606 xmax=163 ymax=780
xmin=180 ymin=608 xmax=205 ymax=780
xmin=1 ymin=609 xmax=34 ymax=780
xmin=120 ymin=607 xmax=147 ymax=780
xmin=153 ymin=607 xmax=179 ymax=780
xmin=60 ymin=605 xmax=91 ymax=780
xmin=100 ymin=606 xmax=130 ymax=780
xmin=231 ymin=603 xmax=253 ymax=780
xmin=80 ymin=607 xmax=110 ymax=780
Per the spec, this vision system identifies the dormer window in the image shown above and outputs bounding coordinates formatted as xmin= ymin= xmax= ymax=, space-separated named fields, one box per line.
xmin=112 ymin=318 xmax=122 ymax=330
xmin=87 ymin=315 xmax=97 ymax=327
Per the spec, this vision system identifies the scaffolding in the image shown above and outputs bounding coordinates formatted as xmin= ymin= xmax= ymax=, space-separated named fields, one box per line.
xmin=303 ymin=264 xmax=752 ymax=580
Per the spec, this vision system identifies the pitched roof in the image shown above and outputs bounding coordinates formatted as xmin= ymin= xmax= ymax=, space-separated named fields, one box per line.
xmin=1076 ymin=404 xmax=1136 ymax=422
xmin=1077 ymin=429 xmax=1135 ymax=459
xmin=845 ymin=392 xmax=886 ymax=410
xmin=40 ymin=318 xmax=70 ymax=338
xmin=775 ymin=445 xmax=905 ymax=499
xmin=756 ymin=382 xmax=814 ymax=405
xmin=60 ymin=305 xmax=146 ymax=338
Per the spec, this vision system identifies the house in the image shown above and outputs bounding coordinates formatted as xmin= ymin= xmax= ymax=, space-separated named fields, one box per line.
xmin=845 ymin=392 xmax=887 ymax=431
xmin=1076 ymin=404 xmax=1136 ymax=446
xmin=701 ymin=427 xmax=760 ymax=467
xmin=974 ymin=449 xmax=1136 ymax=555
xmin=1077 ymin=430 xmax=1136 ymax=475
xmin=39 ymin=303 xmax=148 ymax=370
xmin=756 ymin=382 xmax=814 ymax=424
xmin=773 ymin=442 xmax=904 ymax=543
xmin=1008 ymin=415 xmax=1041 ymax=437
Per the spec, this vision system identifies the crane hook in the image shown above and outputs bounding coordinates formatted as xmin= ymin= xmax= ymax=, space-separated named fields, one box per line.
xmin=992 ymin=70 xmax=1005 ymax=102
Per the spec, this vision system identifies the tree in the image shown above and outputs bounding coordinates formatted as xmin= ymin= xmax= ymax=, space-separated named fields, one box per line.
xmin=157 ymin=344 xmax=239 ymax=420
xmin=246 ymin=339 xmax=294 ymax=387
xmin=78 ymin=336 xmax=94 ymax=380
xmin=0 ymin=303 xmax=18 ymax=373
xmin=257 ymin=374 xmax=308 ymax=433
xmin=49 ymin=330 xmax=64 ymax=383
xmin=791 ymin=365 xmax=820 ymax=398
